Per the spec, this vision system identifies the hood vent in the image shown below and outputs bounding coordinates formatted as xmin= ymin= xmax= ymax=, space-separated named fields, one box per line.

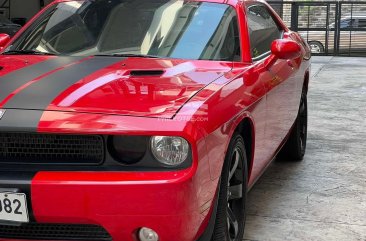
xmin=129 ymin=70 xmax=164 ymax=77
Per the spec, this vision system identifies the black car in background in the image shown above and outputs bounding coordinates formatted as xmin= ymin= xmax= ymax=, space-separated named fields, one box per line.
xmin=0 ymin=16 xmax=21 ymax=37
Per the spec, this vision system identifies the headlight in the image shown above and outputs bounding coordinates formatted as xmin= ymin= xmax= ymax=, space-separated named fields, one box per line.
xmin=150 ymin=136 xmax=189 ymax=166
xmin=109 ymin=136 xmax=148 ymax=164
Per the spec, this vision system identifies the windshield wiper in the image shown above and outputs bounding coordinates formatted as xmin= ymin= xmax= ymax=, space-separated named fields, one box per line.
xmin=3 ymin=50 xmax=56 ymax=56
xmin=95 ymin=53 xmax=160 ymax=58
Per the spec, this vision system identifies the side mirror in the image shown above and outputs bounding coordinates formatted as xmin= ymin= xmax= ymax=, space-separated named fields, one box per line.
xmin=0 ymin=33 xmax=11 ymax=51
xmin=271 ymin=39 xmax=302 ymax=60
xmin=264 ymin=39 xmax=302 ymax=69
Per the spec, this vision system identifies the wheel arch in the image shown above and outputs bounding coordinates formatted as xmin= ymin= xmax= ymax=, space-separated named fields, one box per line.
xmin=232 ymin=116 xmax=255 ymax=181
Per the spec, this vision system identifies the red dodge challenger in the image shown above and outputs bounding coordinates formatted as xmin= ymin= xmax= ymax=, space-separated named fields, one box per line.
xmin=0 ymin=0 xmax=310 ymax=240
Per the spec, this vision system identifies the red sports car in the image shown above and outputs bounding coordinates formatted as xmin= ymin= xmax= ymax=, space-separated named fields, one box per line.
xmin=0 ymin=0 xmax=310 ymax=240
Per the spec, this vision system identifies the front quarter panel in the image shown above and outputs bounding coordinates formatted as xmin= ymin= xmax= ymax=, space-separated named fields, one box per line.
xmin=176 ymin=61 xmax=269 ymax=187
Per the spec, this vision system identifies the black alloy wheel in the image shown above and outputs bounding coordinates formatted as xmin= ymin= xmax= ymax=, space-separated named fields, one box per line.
xmin=212 ymin=134 xmax=248 ymax=241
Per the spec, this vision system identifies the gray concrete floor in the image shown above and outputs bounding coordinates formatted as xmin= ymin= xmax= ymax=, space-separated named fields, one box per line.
xmin=244 ymin=57 xmax=366 ymax=241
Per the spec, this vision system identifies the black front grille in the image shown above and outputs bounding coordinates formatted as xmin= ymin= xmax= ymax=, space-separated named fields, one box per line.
xmin=0 ymin=223 xmax=112 ymax=240
xmin=0 ymin=133 xmax=104 ymax=165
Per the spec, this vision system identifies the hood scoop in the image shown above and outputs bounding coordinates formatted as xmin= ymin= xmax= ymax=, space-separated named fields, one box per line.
xmin=129 ymin=70 xmax=164 ymax=77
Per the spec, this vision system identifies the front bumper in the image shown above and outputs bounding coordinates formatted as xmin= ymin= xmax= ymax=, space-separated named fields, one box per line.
xmin=0 ymin=169 xmax=214 ymax=241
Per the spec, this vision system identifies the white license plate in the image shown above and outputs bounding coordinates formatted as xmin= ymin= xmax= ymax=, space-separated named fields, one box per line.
xmin=0 ymin=192 xmax=29 ymax=223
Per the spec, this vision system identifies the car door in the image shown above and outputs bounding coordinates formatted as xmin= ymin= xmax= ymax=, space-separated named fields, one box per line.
xmin=355 ymin=18 xmax=366 ymax=53
xmin=244 ymin=3 xmax=282 ymax=177
xmin=338 ymin=18 xmax=356 ymax=53
xmin=349 ymin=18 xmax=366 ymax=53
xmin=246 ymin=3 xmax=301 ymax=161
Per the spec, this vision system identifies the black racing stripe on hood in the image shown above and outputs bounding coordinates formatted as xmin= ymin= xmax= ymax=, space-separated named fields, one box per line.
xmin=0 ymin=109 xmax=43 ymax=132
xmin=0 ymin=171 xmax=37 ymax=222
xmin=5 ymin=57 xmax=124 ymax=110
xmin=0 ymin=57 xmax=84 ymax=104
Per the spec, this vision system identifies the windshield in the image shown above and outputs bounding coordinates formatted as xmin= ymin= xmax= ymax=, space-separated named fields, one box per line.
xmin=7 ymin=0 xmax=240 ymax=61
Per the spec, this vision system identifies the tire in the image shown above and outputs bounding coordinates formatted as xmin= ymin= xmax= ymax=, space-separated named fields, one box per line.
xmin=308 ymin=41 xmax=324 ymax=54
xmin=212 ymin=134 xmax=248 ymax=241
xmin=279 ymin=91 xmax=308 ymax=161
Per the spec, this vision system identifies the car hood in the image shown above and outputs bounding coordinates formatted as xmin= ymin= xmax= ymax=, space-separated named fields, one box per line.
xmin=0 ymin=56 xmax=232 ymax=118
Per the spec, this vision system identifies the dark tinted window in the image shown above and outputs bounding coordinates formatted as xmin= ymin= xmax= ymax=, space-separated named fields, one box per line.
xmin=358 ymin=19 xmax=366 ymax=28
xmin=246 ymin=4 xmax=282 ymax=58
xmin=8 ymin=0 xmax=240 ymax=61
xmin=340 ymin=19 xmax=356 ymax=29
